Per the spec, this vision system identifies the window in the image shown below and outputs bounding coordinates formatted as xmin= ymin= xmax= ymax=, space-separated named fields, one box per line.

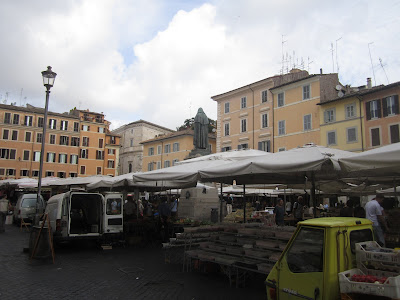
xmin=96 ymin=150 xmax=104 ymax=160
xmin=241 ymin=97 xmax=247 ymax=108
xmin=20 ymin=170 xmax=29 ymax=177
xmin=173 ymin=142 xmax=179 ymax=152
xmin=278 ymin=92 xmax=284 ymax=107
xmin=0 ymin=168 xmax=4 ymax=176
xmin=347 ymin=127 xmax=357 ymax=143
xmin=4 ymin=113 xmax=11 ymax=124
xmin=60 ymin=136 xmax=69 ymax=145
xmin=349 ymin=229 xmax=374 ymax=254
xmin=82 ymin=137 xmax=89 ymax=147
xmin=99 ymin=139 xmax=104 ymax=148
xmin=156 ymin=161 xmax=161 ymax=169
xmin=82 ymin=125 xmax=89 ymax=131
xmin=110 ymin=136 xmax=116 ymax=144
xmin=50 ymin=134 xmax=56 ymax=144
xmin=23 ymin=150 xmax=30 ymax=161
xmin=96 ymin=167 xmax=102 ymax=175
xmin=157 ymin=145 xmax=162 ymax=155
xmin=324 ymin=108 xmax=336 ymax=123
xmin=366 ymin=99 xmax=381 ymax=120
xmin=327 ymin=131 xmax=337 ymax=146
xmin=345 ymin=103 xmax=356 ymax=119
xmin=148 ymin=147 xmax=154 ymax=156
xmin=258 ymin=140 xmax=271 ymax=152
xmin=108 ymin=149 xmax=115 ymax=155
xmin=13 ymin=114 xmax=19 ymax=125
xmin=303 ymin=114 xmax=312 ymax=131
xmin=108 ymin=160 xmax=115 ymax=168
xmin=33 ymin=152 xmax=41 ymax=162
xmin=49 ymin=119 xmax=57 ymax=129
xmin=12 ymin=130 xmax=18 ymax=140
xmin=47 ymin=152 xmax=56 ymax=163
xmin=10 ymin=149 xmax=16 ymax=160
xmin=69 ymin=172 xmax=78 ymax=178
xmin=286 ymin=227 xmax=324 ymax=273
xmin=3 ymin=129 xmax=9 ymax=140
xmin=98 ymin=127 xmax=104 ymax=133
xmin=36 ymin=133 xmax=42 ymax=143
xmin=221 ymin=146 xmax=231 ymax=152
xmin=262 ymin=114 xmax=268 ymax=128
xmin=262 ymin=90 xmax=268 ymax=103
xmin=164 ymin=160 xmax=170 ymax=168
xmin=7 ymin=169 xmax=16 ymax=176
xmin=59 ymin=154 xmax=67 ymax=163
xmin=71 ymin=137 xmax=79 ymax=146
xmin=303 ymin=84 xmax=310 ymax=100
xmin=238 ymin=143 xmax=248 ymax=150
xmin=25 ymin=132 xmax=31 ymax=142
xmin=371 ymin=128 xmax=381 ymax=147
xmin=80 ymin=166 xmax=86 ymax=175
xmin=383 ymin=95 xmax=399 ymax=117
xmin=172 ymin=159 xmax=179 ymax=166
xmin=390 ymin=124 xmax=400 ymax=143
xmin=70 ymin=154 xmax=78 ymax=164
xmin=24 ymin=115 xmax=33 ymax=126
xmin=224 ymin=123 xmax=230 ymax=136
xmin=224 ymin=102 xmax=230 ymax=113
xmin=128 ymin=163 xmax=132 ymax=173
xmin=32 ymin=170 xmax=39 ymax=177
xmin=38 ymin=117 xmax=44 ymax=128
xmin=60 ymin=120 xmax=68 ymax=130
xmin=58 ymin=172 xmax=66 ymax=178
xmin=130 ymin=139 xmax=133 ymax=147
xmin=80 ymin=149 xmax=88 ymax=159
xmin=241 ymin=119 xmax=247 ymax=132
xmin=278 ymin=120 xmax=285 ymax=135
xmin=164 ymin=144 xmax=171 ymax=153
xmin=148 ymin=162 xmax=154 ymax=171
xmin=73 ymin=122 xmax=79 ymax=132
xmin=0 ymin=149 xmax=9 ymax=159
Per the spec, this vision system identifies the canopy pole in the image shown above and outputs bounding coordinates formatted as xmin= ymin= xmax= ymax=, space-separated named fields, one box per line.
xmin=134 ymin=188 xmax=140 ymax=219
xmin=243 ymin=184 xmax=246 ymax=223
xmin=220 ymin=183 xmax=223 ymax=222
xmin=394 ymin=178 xmax=398 ymax=208
xmin=311 ymin=172 xmax=317 ymax=218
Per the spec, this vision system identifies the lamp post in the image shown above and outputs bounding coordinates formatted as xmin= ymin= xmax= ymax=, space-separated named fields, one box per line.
xmin=36 ymin=66 xmax=57 ymax=224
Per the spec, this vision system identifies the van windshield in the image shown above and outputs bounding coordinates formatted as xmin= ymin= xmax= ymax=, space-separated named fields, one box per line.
xmin=22 ymin=198 xmax=38 ymax=208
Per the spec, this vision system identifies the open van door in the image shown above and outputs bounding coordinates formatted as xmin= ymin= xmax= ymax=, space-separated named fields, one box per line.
xmin=103 ymin=193 xmax=123 ymax=234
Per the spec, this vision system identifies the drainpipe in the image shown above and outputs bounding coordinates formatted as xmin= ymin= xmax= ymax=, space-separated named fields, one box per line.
xmin=272 ymin=92 xmax=275 ymax=153
xmin=357 ymin=96 xmax=364 ymax=151
xmin=248 ymin=86 xmax=255 ymax=149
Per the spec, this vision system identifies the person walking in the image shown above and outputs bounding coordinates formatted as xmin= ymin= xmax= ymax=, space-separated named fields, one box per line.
xmin=0 ymin=194 xmax=11 ymax=233
xmin=365 ymin=194 xmax=388 ymax=246
xmin=293 ymin=196 xmax=305 ymax=225
xmin=226 ymin=194 xmax=233 ymax=215
xmin=285 ymin=200 xmax=292 ymax=215
xmin=273 ymin=199 xmax=285 ymax=226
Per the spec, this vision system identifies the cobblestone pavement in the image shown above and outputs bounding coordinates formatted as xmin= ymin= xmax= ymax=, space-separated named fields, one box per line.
xmin=0 ymin=225 xmax=266 ymax=299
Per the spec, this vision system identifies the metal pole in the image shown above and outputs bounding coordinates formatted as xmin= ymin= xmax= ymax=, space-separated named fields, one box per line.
xmin=220 ymin=183 xmax=223 ymax=222
xmin=243 ymin=184 xmax=246 ymax=223
xmin=36 ymin=87 xmax=50 ymax=225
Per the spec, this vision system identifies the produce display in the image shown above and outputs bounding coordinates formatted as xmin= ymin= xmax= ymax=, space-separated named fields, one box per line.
xmin=350 ymin=274 xmax=388 ymax=284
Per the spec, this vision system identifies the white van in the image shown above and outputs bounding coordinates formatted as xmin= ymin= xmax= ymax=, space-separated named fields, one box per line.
xmin=13 ymin=193 xmax=45 ymax=224
xmin=45 ymin=191 xmax=123 ymax=242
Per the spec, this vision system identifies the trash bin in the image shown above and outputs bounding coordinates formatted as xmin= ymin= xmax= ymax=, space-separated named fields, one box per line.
xmin=211 ymin=208 xmax=218 ymax=223
xmin=29 ymin=226 xmax=51 ymax=258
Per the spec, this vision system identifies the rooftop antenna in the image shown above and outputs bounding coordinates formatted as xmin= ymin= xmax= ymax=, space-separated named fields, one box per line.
xmin=335 ymin=37 xmax=342 ymax=74
xmin=19 ymin=88 xmax=23 ymax=106
xmin=330 ymin=42 xmax=335 ymax=73
xmin=281 ymin=34 xmax=287 ymax=74
xmin=307 ymin=57 xmax=313 ymax=73
xmin=379 ymin=58 xmax=389 ymax=84
xmin=368 ymin=42 xmax=376 ymax=86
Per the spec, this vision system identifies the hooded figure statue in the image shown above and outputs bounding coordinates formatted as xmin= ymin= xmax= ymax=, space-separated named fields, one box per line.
xmin=193 ymin=108 xmax=209 ymax=150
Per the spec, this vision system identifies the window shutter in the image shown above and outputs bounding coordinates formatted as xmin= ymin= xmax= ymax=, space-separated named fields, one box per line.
xmin=366 ymin=102 xmax=371 ymax=120
xmin=267 ymin=140 xmax=271 ymax=152
xmin=382 ymin=97 xmax=388 ymax=117
xmin=258 ymin=142 xmax=262 ymax=150
xmin=324 ymin=111 xmax=327 ymax=123
xmin=377 ymin=99 xmax=382 ymax=118
xmin=394 ymin=95 xmax=399 ymax=115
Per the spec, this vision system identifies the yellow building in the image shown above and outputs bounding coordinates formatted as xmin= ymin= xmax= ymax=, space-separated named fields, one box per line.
xmin=141 ymin=129 xmax=216 ymax=171
xmin=270 ymin=72 xmax=340 ymax=151
xmin=211 ymin=69 xmax=309 ymax=152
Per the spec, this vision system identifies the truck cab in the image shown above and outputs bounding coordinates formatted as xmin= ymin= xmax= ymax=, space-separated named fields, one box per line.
xmin=266 ymin=217 xmax=374 ymax=300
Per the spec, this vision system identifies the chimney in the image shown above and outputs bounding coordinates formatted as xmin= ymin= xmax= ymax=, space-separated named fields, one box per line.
xmin=367 ymin=78 xmax=372 ymax=89
xmin=320 ymin=68 xmax=323 ymax=74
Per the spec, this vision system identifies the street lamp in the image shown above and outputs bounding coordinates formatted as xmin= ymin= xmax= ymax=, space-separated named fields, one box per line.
xmin=36 ymin=66 xmax=57 ymax=224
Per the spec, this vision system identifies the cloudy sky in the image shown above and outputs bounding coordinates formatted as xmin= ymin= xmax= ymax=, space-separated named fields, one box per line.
xmin=1 ymin=0 xmax=398 ymax=131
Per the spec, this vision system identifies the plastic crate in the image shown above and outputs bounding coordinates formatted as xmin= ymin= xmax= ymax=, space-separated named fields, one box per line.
xmin=339 ymin=268 xmax=400 ymax=299
xmin=357 ymin=260 xmax=399 ymax=278
xmin=356 ymin=241 xmax=400 ymax=265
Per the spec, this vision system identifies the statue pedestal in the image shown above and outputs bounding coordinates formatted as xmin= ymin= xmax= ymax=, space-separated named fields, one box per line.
xmin=188 ymin=148 xmax=211 ymax=159
xmin=178 ymin=186 xmax=219 ymax=221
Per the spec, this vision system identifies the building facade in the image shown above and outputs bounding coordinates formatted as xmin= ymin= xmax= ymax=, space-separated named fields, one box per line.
xmin=112 ymin=120 xmax=174 ymax=174
xmin=0 ymin=104 xmax=119 ymax=180
xmin=211 ymin=69 xmax=310 ymax=153
xmin=141 ymin=129 xmax=216 ymax=172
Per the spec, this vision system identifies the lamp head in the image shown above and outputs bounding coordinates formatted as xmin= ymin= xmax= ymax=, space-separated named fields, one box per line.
xmin=42 ymin=66 xmax=57 ymax=89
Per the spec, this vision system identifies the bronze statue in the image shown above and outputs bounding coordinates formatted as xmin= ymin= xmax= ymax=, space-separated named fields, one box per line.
xmin=193 ymin=108 xmax=209 ymax=150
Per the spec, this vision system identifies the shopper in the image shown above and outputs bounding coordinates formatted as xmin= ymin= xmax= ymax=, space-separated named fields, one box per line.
xmin=365 ymin=194 xmax=388 ymax=246
xmin=0 ymin=194 xmax=11 ymax=233
xmin=273 ymin=199 xmax=285 ymax=226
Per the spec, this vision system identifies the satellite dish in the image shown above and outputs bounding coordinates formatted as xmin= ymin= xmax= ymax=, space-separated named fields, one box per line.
xmin=338 ymin=91 xmax=344 ymax=98
xmin=336 ymin=85 xmax=343 ymax=91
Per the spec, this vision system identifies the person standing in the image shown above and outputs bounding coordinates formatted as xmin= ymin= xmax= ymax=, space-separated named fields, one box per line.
xmin=285 ymin=200 xmax=292 ymax=215
xmin=124 ymin=195 xmax=135 ymax=221
xmin=158 ymin=199 xmax=171 ymax=242
xmin=0 ymin=194 xmax=11 ymax=233
xmin=170 ymin=197 xmax=178 ymax=219
xmin=365 ymin=194 xmax=388 ymax=246
xmin=273 ymin=199 xmax=285 ymax=226
xmin=340 ymin=200 xmax=354 ymax=217
xmin=293 ymin=196 xmax=304 ymax=224
xmin=226 ymin=194 xmax=233 ymax=215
